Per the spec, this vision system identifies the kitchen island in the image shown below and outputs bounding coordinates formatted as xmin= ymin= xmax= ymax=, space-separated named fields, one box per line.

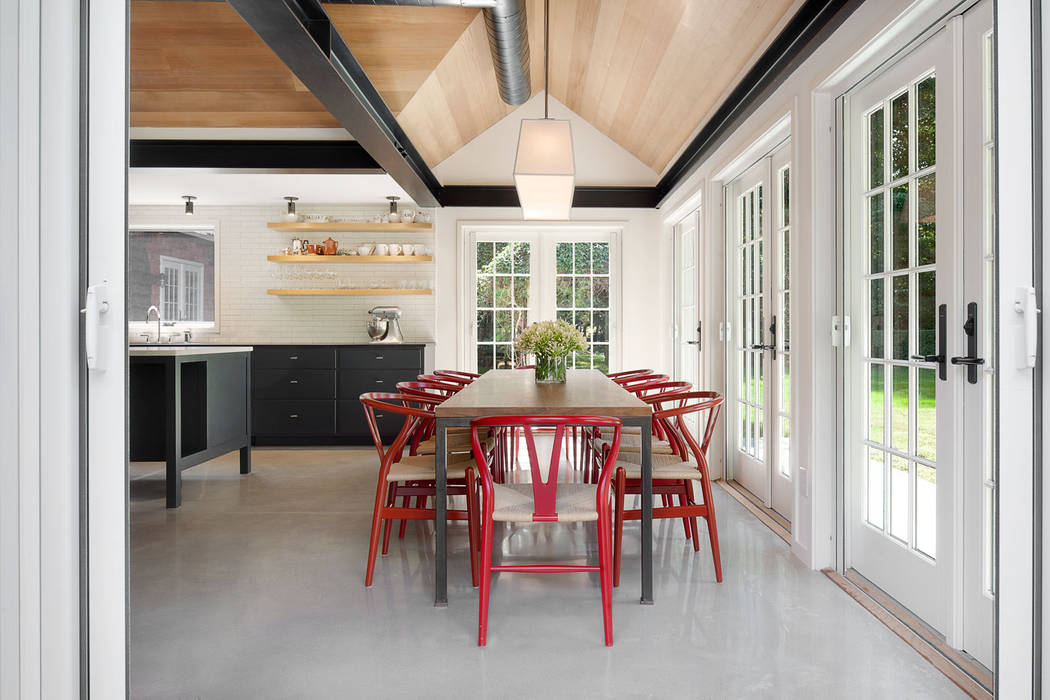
xmin=130 ymin=346 xmax=253 ymax=508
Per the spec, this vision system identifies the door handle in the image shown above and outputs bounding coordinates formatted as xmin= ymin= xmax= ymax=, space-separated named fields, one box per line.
xmin=686 ymin=321 xmax=702 ymax=351
xmin=911 ymin=304 xmax=947 ymax=381
xmin=751 ymin=316 xmax=778 ymax=359
xmin=949 ymin=302 xmax=983 ymax=384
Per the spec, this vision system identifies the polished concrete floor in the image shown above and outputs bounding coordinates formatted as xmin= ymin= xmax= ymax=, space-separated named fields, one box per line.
xmin=130 ymin=448 xmax=964 ymax=699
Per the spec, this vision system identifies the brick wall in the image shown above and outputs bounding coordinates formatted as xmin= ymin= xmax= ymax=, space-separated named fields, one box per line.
xmin=129 ymin=204 xmax=436 ymax=345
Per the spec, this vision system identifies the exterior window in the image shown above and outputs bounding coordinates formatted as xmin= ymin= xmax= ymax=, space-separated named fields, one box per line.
xmin=129 ymin=228 xmax=216 ymax=327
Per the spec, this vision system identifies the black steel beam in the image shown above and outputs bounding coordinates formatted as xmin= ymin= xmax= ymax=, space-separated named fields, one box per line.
xmin=437 ymin=185 xmax=661 ymax=209
xmin=655 ymin=0 xmax=864 ymax=204
xmin=129 ymin=139 xmax=383 ymax=171
xmin=226 ymin=0 xmax=441 ymax=206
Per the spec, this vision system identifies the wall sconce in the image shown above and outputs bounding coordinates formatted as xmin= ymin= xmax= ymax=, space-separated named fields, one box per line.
xmin=182 ymin=195 xmax=196 ymax=216
xmin=284 ymin=196 xmax=298 ymax=221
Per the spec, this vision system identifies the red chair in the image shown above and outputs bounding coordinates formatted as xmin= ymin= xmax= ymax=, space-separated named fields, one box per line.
xmin=469 ymin=415 xmax=623 ymax=646
xmin=619 ymin=373 xmax=670 ymax=394
xmin=434 ymin=369 xmax=478 ymax=385
xmin=608 ymin=369 xmax=654 ymax=384
xmin=605 ymin=391 xmax=724 ymax=586
xmin=360 ymin=392 xmax=481 ymax=587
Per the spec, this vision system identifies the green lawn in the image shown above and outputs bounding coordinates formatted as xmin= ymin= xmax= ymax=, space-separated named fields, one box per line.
xmin=869 ymin=365 xmax=936 ymax=482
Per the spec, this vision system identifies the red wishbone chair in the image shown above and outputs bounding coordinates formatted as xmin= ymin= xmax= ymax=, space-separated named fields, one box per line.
xmin=434 ymin=369 xmax=478 ymax=385
xmin=417 ymin=373 xmax=467 ymax=390
xmin=619 ymin=373 xmax=670 ymax=394
xmin=604 ymin=391 xmax=724 ymax=587
xmin=360 ymin=392 xmax=481 ymax=587
xmin=608 ymin=369 xmax=654 ymax=385
xmin=469 ymin=415 xmax=623 ymax=646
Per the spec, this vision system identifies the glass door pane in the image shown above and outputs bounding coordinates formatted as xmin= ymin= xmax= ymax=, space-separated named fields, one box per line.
xmin=476 ymin=240 xmax=531 ymax=372
xmin=554 ymin=240 xmax=611 ymax=371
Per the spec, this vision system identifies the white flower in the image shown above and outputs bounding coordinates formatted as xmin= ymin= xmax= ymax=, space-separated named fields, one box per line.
xmin=515 ymin=319 xmax=587 ymax=358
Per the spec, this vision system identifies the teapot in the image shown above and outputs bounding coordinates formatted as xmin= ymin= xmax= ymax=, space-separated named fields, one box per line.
xmin=323 ymin=237 xmax=338 ymax=255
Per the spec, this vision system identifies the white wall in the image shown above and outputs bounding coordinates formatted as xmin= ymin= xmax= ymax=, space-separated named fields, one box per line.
xmin=432 ymin=206 xmax=671 ymax=373
xmin=129 ymin=204 xmax=437 ymax=345
xmin=658 ymin=0 xmax=950 ymax=569
xmin=433 ymin=93 xmax=659 ymax=187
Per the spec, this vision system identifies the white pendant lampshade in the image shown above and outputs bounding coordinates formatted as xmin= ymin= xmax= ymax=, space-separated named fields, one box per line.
xmin=513 ymin=118 xmax=575 ymax=220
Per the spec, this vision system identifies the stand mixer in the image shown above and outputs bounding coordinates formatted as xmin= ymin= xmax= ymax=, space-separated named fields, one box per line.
xmin=366 ymin=306 xmax=404 ymax=344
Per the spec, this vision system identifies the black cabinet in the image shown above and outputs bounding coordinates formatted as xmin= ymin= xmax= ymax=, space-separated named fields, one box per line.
xmin=252 ymin=344 xmax=425 ymax=446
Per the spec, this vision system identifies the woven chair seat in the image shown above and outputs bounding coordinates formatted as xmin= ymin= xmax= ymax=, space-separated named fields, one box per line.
xmin=613 ymin=453 xmax=702 ymax=480
xmin=591 ymin=435 xmax=676 ymax=455
xmin=386 ymin=454 xmax=475 ymax=483
xmin=416 ymin=429 xmax=492 ymax=455
xmin=491 ymin=483 xmax=599 ymax=523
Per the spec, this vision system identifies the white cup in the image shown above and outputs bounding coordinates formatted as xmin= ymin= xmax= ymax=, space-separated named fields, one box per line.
xmin=356 ymin=243 xmax=374 ymax=256
xmin=375 ymin=243 xmax=389 ymax=256
xmin=388 ymin=243 xmax=402 ymax=256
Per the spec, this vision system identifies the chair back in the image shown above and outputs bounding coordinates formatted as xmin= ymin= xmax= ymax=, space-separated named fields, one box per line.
xmin=359 ymin=392 xmax=439 ymax=464
xmin=433 ymin=370 xmax=477 ymax=385
xmin=470 ymin=415 xmax=623 ymax=521
xmin=620 ymin=374 xmax=670 ymax=394
xmin=608 ymin=369 xmax=654 ymax=384
xmin=397 ymin=380 xmax=460 ymax=399
xmin=651 ymin=392 xmax=724 ymax=470
xmin=514 ymin=364 xmax=535 ymax=370
xmin=417 ymin=374 xmax=466 ymax=391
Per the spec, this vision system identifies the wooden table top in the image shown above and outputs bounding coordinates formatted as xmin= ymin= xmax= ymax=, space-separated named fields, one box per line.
xmin=435 ymin=369 xmax=652 ymax=418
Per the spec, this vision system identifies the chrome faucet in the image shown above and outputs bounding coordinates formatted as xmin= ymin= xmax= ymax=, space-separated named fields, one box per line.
xmin=146 ymin=305 xmax=161 ymax=343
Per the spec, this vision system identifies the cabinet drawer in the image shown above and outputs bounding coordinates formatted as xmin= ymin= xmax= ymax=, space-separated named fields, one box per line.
xmin=338 ymin=369 xmax=421 ymax=399
xmin=338 ymin=345 xmax=423 ymax=370
xmin=254 ymin=369 xmax=335 ymax=400
xmin=253 ymin=400 xmax=335 ymax=435
xmin=253 ymin=346 xmax=335 ymax=370
xmin=337 ymin=400 xmax=406 ymax=441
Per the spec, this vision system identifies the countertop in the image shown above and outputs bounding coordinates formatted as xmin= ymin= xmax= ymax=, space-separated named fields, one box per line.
xmin=129 ymin=345 xmax=254 ymax=357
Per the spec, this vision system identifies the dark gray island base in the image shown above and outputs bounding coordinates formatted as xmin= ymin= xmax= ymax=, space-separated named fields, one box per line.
xmin=130 ymin=347 xmax=253 ymax=508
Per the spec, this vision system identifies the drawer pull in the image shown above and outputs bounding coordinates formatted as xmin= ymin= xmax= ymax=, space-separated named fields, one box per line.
xmin=289 ymin=414 xmax=300 ymax=419
xmin=375 ymin=413 xmax=385 ymax=419
xmin=289 ymin=355 xmax=299 ymax=360
xmin=375 ymin=379 xmax=385 ymax=384
xmin=289 ymin=379 xmax=299 ymax=384
xmin=375 ymin=355 xmax=384 ymax=360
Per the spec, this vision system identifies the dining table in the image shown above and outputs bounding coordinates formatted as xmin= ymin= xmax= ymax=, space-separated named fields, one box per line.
xmin=432 ymin=368 xmax=655 ymax=606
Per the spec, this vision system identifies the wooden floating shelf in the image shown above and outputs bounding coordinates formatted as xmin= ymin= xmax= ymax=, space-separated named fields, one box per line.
xmin=267 ymin=288 xmax=433 ymax=296
xmin=267 ymin=221 xmax=433 ymax=232
xmin=266 ymin=255 xmax=432 ymax=263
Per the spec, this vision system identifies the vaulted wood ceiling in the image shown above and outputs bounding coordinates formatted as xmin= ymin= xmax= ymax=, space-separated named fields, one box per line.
xmin=130 ymin=0 xmax=798 ymax=176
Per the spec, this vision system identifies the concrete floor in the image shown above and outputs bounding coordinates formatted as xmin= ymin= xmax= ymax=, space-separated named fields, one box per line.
xmin=130 ymin=447 xmax=964 ymax=699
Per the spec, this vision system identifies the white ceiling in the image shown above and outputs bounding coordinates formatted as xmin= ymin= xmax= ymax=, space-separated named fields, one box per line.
xmin=128 ymin=170 xmax=413 ymax=206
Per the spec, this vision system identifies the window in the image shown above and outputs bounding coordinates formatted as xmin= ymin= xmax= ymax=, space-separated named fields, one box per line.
xmin=464 ymin=228 xmax=619 ymax=374
xmin=129 ymin=228 xmax=216 ymax=328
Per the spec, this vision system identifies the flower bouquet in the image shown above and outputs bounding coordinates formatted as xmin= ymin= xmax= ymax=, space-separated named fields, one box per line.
xmin=515 ymin=319 xmax=587 ymax=383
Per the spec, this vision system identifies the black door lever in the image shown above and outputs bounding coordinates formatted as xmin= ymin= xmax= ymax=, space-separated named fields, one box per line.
xmin=751 ymin=316 xmax=777 ymax=360
xmin=949 ymin=302 xmax=983 ymax=384
xmin=911 ymin=304 xmax=947 ymax=381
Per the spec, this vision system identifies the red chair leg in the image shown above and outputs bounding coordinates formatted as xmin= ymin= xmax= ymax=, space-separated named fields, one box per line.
xmin=365 ymin=477 xmax=389 ymax=587
xmin=678 ymin=488 xmax=692 ymax=540
xmin=698 ymin=475 xmax=723 ymax=582
xmin=465 ymin=468 xmax=480 ymax=587
xmin=478 ymin=516 xmax=494 ymax=646
xmin=397 ymin=491 xmax=411 ymax=540
xmin=382 ymin=483 xmax=397 ymax=554
xmin=685 ymin=481 xmax=700 ymax=546
xmin=613 ymin=467 xmax=626 ymax=588
xmin=597 ymin=503 xmax=614 ymax=646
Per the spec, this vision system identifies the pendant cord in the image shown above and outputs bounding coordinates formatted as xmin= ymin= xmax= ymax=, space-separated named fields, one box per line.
xmin=544 ymin=0 xmax=549 ymax=119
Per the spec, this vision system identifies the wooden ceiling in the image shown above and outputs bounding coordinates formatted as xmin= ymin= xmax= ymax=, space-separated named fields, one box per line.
xmin=131 ymin=0 xmax=797 ymax=176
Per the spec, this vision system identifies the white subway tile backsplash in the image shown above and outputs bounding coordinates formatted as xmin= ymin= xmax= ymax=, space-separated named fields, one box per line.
xmin=130 ymin=204 xmax=436 ymax=345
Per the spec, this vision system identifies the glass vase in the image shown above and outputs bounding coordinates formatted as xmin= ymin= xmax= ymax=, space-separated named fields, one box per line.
xmin=534 ymin=354 xmax=567 ymax=383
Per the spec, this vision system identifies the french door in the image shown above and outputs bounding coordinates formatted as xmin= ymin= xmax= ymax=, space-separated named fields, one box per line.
xmin=674 ymin=208 xmax=702 ymax=424
xmin=844 ymin=2 xmax=993 ymax=666
xmin=726 ymin=141 xmax=793 ymax=521
xmin=466 ymin=229 xmax=619 ymax=373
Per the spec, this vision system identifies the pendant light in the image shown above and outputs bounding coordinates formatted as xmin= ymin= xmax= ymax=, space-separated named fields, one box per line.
xmin=284 ymin=196 xmax=299 ymax=221
xmin=183 ymin=195 xmax=196 ymax=216
xmin=513 ymin=0 xmax=574 ymax=220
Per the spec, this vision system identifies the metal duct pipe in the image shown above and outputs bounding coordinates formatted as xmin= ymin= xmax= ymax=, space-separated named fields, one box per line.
xmin=330 ymin=0 xmax=530 ymax=106
xmin=482 ymin=0 xmax=530 ymax=105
